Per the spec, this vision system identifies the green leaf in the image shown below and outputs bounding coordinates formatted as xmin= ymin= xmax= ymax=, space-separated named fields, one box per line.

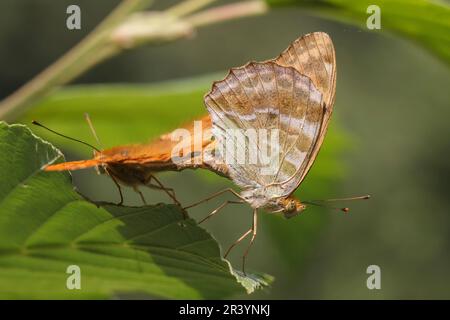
xmin=266 ymin=0 xmax=450 ymax=64
xmin=0 ymin=122 xmax=271 ymax=299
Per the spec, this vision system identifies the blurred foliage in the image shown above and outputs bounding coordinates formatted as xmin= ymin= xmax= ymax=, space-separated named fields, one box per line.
xmin=0 ymin=122 xmax=271 ymax=299
xmin=267 ymin=0 xmax=450 ymax=64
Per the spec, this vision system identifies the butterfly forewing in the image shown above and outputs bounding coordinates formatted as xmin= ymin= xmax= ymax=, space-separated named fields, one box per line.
xmin=44 ymin=116 xmax=214 ymax=172
xmin=275 ymin=32 xmax=336 ymax=186
xmin=275 ymin=32 xmax=335 ymax=107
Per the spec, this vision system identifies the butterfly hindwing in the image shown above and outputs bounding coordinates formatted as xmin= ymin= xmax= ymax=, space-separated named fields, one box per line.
xmin=204 ymin=61 xmax=324 ymax=196
xmin=204 ymin=32 xmax=336 ymax=197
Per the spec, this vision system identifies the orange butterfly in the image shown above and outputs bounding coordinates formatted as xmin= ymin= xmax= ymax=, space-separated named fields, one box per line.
xmin=36 ymin=115 xmax=216 ymax=213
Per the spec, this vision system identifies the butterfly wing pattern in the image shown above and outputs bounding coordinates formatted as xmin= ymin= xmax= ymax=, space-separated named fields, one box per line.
xmin=275 ymin=31 xmax=336 ymax=187
xmin=203 ymin=32 xmax=336 ymax=204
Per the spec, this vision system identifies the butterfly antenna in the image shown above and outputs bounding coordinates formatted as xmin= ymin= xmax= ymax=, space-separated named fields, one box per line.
xmin=303 ymin=195 xmax=370 ymax=213
xmin=84 ymin=113 xmax=102 ymax=150
xmin=303 ymin=200 xmax=349 ymax=213
xmin=32 ymin=120 xmax=101 ymax=152
xmin=312 ymin=195 xmax=371 ymax=202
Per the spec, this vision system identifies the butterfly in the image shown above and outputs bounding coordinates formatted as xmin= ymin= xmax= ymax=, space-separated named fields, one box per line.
xmin=180 ymin=31 xmax=341 ymax=271
xmin=39 ymin=115 xmax=214 ymax=208
xmin=198 ymin=31 xmax=337 ymax=216
xmin=39 ymin=32 xmax=368 ymax=273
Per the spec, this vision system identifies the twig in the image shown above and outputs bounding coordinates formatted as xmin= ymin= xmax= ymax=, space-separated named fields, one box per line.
xmin=186 ymin=0 xmax=268 ymax=28
xmin=165 ymin=0 xmax=217 ymax=18
xmin=0 ymin=0 xmax=153 ymax=121
xmin=0 ymin=0 xmax=269 ymax=122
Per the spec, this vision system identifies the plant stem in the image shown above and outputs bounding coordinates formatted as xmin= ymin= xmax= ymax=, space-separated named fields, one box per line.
xmin=0 ymin=0 xmax=153 ymax=122
xmin=165 ymin=0 xmax=218 ymax=18
xmin=0 ymin=0 xmax=269 ymax=122
xmin=186 ymin=0 xmax=268 ymax=28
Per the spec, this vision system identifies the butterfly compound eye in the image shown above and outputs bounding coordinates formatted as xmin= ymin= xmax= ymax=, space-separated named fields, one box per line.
xmin=297 ymin=202 xmax=306 ymax=212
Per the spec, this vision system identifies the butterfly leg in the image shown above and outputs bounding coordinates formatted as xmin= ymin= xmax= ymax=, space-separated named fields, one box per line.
xmin=145 ymin=175 xmax=181 ymax=205
xmin=133 ymin=186 xmax=147 ymax=205
xmin=145 ymin=175 xmax=187 ymax=218
xmin=183 ymin=188 xmax=244 ymax=210
xmin=198 ymin=200 xmax=244 ymax=224
xmin=223 ymin=208 xmax=258 ymax=275
xmin=146 ymin=182 xmax=180 ymax=205
xmin=147 ymin=179 xmax=177 ymax=198
xmin=106 ymin=169 xmax=124 ymax=206
xmin=242 ymin=209 xmax=258 ymax=276
xmin=224 ymin=229 xmax=252 ymax=258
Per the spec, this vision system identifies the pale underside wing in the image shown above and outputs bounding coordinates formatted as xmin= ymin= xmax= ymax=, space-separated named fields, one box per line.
xmin=204 ymin=61 xmax=324 ymax=198
xmin=203 ymin=32 xmax=336 ymax=199
xmin=275 ymin=31 xmax=336 ymax=186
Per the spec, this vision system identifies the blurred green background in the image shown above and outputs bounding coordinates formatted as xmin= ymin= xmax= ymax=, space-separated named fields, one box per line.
xmin=1 ymin=0 xmax=449 ymax=299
